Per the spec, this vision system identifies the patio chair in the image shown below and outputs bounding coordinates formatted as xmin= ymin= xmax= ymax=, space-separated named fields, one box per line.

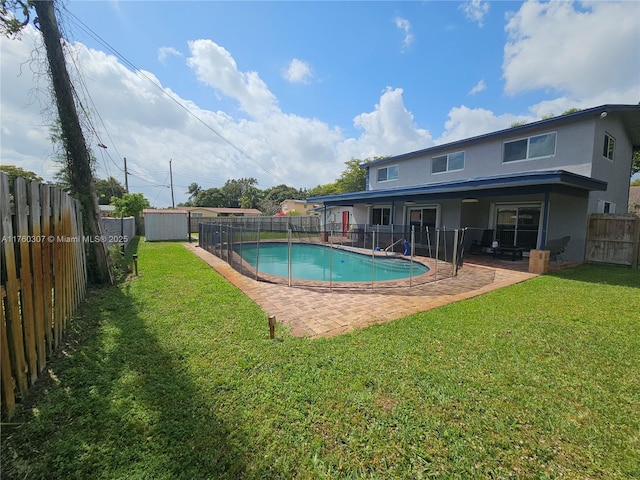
xmin=469 ymin=229 xmax=494 ymax=255
xmin=544 ymin=235 xmax=571 ymax=265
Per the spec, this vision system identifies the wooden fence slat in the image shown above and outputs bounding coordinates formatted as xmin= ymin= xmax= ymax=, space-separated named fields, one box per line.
xmin=40 ymin=184 xmax=54 ymax=354
xmin=14 ymin=177 xmax=38 ymax=385
xmin=2 ymin=173 xmax=92 ymax=419
xmin=1 ymin=285 xmax=17 ymax=418
xmin=586 ymin=214 xmax=640 ymax=266
xmin=52 ymin=187 xmax=63 ymax=348
xmin=28 ymin=181 xmax=47 ymax=374
xmin=0 ymin=173 xmax=29 ymax=396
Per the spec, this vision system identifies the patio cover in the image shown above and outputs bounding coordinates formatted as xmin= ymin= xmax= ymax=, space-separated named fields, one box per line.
xmin=307 ymin=170 xmax=607 ymax=206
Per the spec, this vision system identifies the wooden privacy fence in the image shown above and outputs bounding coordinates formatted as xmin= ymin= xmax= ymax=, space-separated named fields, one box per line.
xmin=585 ymin=213 xmax=640 ymax=267
xmin=1 ymin=173 xmax=87 ymax=418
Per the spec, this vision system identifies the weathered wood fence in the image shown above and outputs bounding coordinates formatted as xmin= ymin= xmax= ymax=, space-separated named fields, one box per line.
xmin=585 ymin=213 xmax=640 ymax=268
xmin=1 ymin=173 xmax=87 ymax=418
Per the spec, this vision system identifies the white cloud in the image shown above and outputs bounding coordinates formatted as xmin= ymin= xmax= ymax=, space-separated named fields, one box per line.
xmin=157 ymin=46 xmax=182 ymax=64
xmin=338 ymin=87 xmax=433 ymax=160
xmin=394 ymin=16 xmax=414 ymax=51
xmin=468 ymin=79 xmax=487 ymax=95
xmin=186 ymin=39 xmax=278 ymax=119
xmin=460 ymin=0 xmax=490 ymax=28
xmin=503 ymin=0 xmax=640 ymax=101
xmin=283 ymin=58 xmax=313 ymax=84
xmin=437 ymin=105 xmax=528 ymax=145
xmin=1 ymin=27 xmax=437 ymax=206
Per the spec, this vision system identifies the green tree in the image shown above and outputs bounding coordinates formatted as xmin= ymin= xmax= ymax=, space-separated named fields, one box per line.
xmin=632 ymin=150 xmax=640 ymax=178
xmin=0 ymin=165 xmax=43 ymax=190
xmin=111 ymin=193 xmax=150 ymax=218
xmin=307 ymin=182 xmax=340 ymax=197
xmin=220 ymin=177 xmax=258 ymax=208
xmin=194 ymin=188 xmax=226 ymax=207
xmin=262 ymin=184 xmax=306 ymax=204
xmin=1 ymin=0 xmax=31 ymax=37
xmin=239 ymin=185 xmax=262 ymax=209
xmin=335 ymin=158 xmax=370 ymax=193
xmin=186 ymin=182 xmax=202 ymax=201
xmin=96 ymin=176 xmax=126 ymax=205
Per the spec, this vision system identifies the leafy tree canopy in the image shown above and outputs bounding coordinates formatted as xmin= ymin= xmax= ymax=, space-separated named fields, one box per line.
xmin=96 ymin=176 xmax=126 ymax=205
xmin=632 ymin=150 xmax=640 ymax=178
xmin=0 ymin=165 xmax=43 ymax=190
xmin=262 ymin=184 xmax=306 ymax=204
xmin=194 ymin=188 xmax=226 ymax=208
xmin=1 ymin=0 xmax=32 ymax=38
xmin=111 ymin=193 xmax=150 ymax=218
xmin=186 ymin=182 xmax=202 ymax=201
xmin=220 ymin=177 xmax=258 ymax=208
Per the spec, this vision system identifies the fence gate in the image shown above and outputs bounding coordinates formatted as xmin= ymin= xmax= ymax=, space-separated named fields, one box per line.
xmin=585 ymin=214 xmax=640 ymax=267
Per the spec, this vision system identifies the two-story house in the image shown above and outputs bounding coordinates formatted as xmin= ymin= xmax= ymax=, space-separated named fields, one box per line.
xmin=308 ymin=104 xmax=640 ymax=262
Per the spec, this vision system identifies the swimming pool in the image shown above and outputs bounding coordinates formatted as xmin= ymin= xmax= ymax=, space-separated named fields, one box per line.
xmin=235 ymin=242 xmax=430 ymax=282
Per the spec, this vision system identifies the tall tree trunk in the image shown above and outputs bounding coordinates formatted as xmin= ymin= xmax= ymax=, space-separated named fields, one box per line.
xmin=33 ymin=0 xmax=111 ymax=284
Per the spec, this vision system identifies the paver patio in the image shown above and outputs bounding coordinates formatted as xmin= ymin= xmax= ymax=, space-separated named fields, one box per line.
xmin=185 ymin=243 xmax=541 ymax=338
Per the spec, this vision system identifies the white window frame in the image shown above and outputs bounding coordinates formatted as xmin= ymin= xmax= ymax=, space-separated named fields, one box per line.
xmin=377 ymin=165 xmax=399 ymax=183
xmin=603 ymin=133 xmax=615 ymax=161
xmin=503 ymin=131 xmax=557 ymax=163
xmin=431 ymin=151 xmax=465 ymax=174
xmin=371 ymin=206 xmax=392 ymax=225
xmin=597 ymin=200 xmax=616 ymax=214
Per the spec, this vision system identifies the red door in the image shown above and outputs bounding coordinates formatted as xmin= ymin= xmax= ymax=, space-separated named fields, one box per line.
xmin=342 ymin=211 xmax=349 ymax=235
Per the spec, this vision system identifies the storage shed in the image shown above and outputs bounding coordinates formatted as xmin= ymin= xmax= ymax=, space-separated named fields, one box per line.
xmin=143 ymin=209 xmax=188 ymax=241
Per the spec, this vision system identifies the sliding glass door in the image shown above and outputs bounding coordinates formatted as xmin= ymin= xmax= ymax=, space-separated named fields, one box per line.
xmin=408 ymin=207 xmax=437 ymax=245
xmin=495 ymin=205 xmax=541 ymax=249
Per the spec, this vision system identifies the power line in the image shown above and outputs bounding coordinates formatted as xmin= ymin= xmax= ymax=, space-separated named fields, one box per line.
xmin=60 ymin=5 xmax=289 ymax=186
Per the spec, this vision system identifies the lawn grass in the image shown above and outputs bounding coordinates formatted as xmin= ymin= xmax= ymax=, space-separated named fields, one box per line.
xmin=1 ymin=240 xmax=639 ymax=479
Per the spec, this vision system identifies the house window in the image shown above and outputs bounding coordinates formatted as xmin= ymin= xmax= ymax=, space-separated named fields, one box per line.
xmin=503 ymin=132 xmax=556 ymax=163
xmin=603 ymin=133 xmax=615 ymax=160
xmin=432 ymin=151 xmax=465 ymax=174
xmin=377 ymin=165 xmax=399 ymax=182
xmin=371 ymin=207 xmax=391 ymax=225
xmin=597 ymin=200 xmax=615 ymax=213
xmin=191 ymin=212 xmax=203 ymax=217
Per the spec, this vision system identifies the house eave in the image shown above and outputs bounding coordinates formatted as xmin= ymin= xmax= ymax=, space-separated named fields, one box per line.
xmin=308 ymin=170 xmax=607 ymax=206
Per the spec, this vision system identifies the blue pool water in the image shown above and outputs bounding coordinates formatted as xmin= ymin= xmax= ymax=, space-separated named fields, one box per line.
xmin=235 ymin=243 xmax=429 ymax=282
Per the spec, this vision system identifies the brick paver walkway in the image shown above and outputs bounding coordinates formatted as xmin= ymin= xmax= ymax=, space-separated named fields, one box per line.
xmin=185 ymin=243 xmax=538 ymax=338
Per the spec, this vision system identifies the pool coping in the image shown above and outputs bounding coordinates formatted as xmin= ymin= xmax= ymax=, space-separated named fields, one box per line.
xmin=222 ymin=241 xmax=442 ymax=289
xmin=184 ymin=242 xmax=538 ymax=339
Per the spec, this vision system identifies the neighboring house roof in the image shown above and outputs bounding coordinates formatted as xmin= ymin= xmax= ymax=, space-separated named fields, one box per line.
xmin=177 ymin=207 xmax=262 ymax=215
xmin=363 ymin=104 xmax=640 ymax=169
xmin=143 ymin=209 xmax=187 ymax=214
xmin=309 ymin=170 xmax=607 ymax=205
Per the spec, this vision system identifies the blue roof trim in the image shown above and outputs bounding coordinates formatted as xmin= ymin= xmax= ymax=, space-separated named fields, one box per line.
xmin=362 ymin=104 xmax=640 ymax=168
xmin=308 ymin=170 xmax=607 ymax=204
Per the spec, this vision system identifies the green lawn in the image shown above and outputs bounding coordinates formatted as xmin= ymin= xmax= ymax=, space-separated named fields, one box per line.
xmin=2 ymin=240 xmax=639 ymax=479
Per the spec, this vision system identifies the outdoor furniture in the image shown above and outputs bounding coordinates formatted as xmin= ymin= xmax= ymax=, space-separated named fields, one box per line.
xmin=469 ymin=229 xmax=494 ymax=255
xmin=492 ymin=246 xmax=526 ymax=261
xmin=543 ymin=236 xmax=571 ymax=265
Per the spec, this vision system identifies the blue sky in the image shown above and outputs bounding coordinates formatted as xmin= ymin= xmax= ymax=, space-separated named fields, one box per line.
xmin=1 ymin=1 xmax=639 ymax=207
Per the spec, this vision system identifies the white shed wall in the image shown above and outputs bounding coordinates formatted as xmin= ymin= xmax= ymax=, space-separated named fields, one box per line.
xmin=144 ymin=212 xmax=188 ymax=241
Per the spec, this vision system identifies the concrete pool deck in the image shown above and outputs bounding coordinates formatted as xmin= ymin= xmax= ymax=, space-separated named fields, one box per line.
xmin=185 ymin=243 xmax=542 ymax=338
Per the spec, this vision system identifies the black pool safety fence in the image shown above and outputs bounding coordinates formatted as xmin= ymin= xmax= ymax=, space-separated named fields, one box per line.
xmin=198 ymin=223 xmax=470 ymax=291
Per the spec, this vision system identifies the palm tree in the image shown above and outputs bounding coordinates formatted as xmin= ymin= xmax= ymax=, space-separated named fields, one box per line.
xmin=186 ymin=182 xmax=202 ymax=201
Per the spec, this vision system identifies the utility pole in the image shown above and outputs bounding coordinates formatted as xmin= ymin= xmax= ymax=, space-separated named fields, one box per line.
xmin=169 ymin=159 xmax=175 ymax=208
xmin=33 ymin=0 xmax=111 ymax=284
xmin=123 ymin=157 xmax=129 ymax=193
